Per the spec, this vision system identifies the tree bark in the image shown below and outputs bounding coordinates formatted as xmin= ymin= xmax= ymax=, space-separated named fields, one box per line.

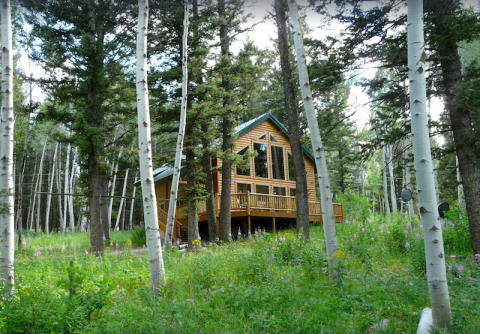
xmin=455 ymin=156 xmax=464 ymax=206
xmin=186 ymin=147 xmax=199 ymax=248
xmin=382 ymin=146 xmax=391 ymax=220
xmin=403 ymin=139 xmax=414 ymax=220
xmin=407 ymin=0 xmax=452 ymax=327
xmin=56 ymin=144 xmax=64 ymax=233
xmin=218 ymin=0 xmax=234 ymax=242
xmin=165 ymin=1 xmax=189 ymax=247
xmin=69 ymin=149 xmax=76 ymax=232
xmin=114 ymin=168 xmax=129 ymax=230
xmin=108 ymin=147 xmax=123 ymax=230
xmin=129 ymin=172 xmax=138 ymax=230
xmin=0 ymin=0 xmax=15 ymax=292
xmin=288 ymin=0 xmax=338 ymax=272
xmin=387 ymin=145 xmax=397 ymax=213
xmin=35 ymin=137 xmax=47 ymax=233
xmin=62 ymin=143 xmax=71 ymax=234
xmin=45 ymin=143 xmax=58 ymax=235
xmin=136 ymin=0 xmax=165 ymax=291
xmin=274 ymin=0 xmax=310 ymax=240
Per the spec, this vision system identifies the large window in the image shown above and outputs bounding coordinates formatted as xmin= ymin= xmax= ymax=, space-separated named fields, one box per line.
xmin=236 ymin=146 xmax=250 ymax=176
xmin=273 ymin=187 xmax=286 ymax=196
xmin=256 ymin=185 xmax=270 ymax=194
xmin=254 ymin=143 xmax=268 ymax=178
xmin=237 ymin=183 xmax=252 ymax=193
xmin=271 ymin=146 xmax=285 ymax=180
xmin=288 ymin=153 xmax=295 ymax=181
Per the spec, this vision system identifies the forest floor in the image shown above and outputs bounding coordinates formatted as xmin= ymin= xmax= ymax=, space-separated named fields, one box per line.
xmin=2 ymin=216 xmax=479 ymax=334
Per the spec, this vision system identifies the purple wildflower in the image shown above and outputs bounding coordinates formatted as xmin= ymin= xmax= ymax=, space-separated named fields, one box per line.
xmin=346 ymin=220 xmax=349 ymax=224
xmin=406 ymin=221 xmax=412 ymax=229
xmin=28 ymin=238 xmax=32 ymax=244
xmin=387 ymin=231 xmax=390 ymax=234
xmin=48 ymin=245 xmax=52 ymax=251
xmin=189 ymin=298 xmax=195 ymax=304
xmin=362 ymin=228 xmax=365 ymax=233
xmin=419 ymin=224 xmax=423 ymax=230
xmin=258 ymin=228 xmax=262 ymax=234
xmin=381 ymin=224 xmax=385 ymax=229
xmin=244 ymin=251 xmax=248 ymax=255
xmin=474 ymin=254 xmax=480 ymax=261
xmin=380 ymin=230 xmax=384 ymax=234
xmin=271 ymin=253 xmax=275 ymax=259
xmin=102 ymin=236 xmax=106 ymax=242
xmin=35 ymin=250 xmax=42 ymax=257
xmin=416 ymin=235 xmax=423 ymax=240
xmin=404 ymin=230 xmax=408 ymax=236
xmin=110 ymin=242 xmax=113 ymax=247
xmin=457 ymin=266 xmax=464 ymax=277
xmin=198 ymin=236 xmax=202 ymax=241
xmin=85 ymin=250 xmax=89 ymax=255
xmin=143 ymin=244 xmax=146 ymax=248
xmin=413 ymin=228 xmax=417 ymax=232
xmin=228 ymin=233 xmax=231 ymax=238
xmin=248 ymin=231 xmax=251 ymax=236
xmin=405 ymin=242 xmax=410 ymax=250
xmin=275 ymin=238 xmax=278 ymax=242
xmin=354 ymin=234 xmax=357 ymax=238
xmin=22 ymin=240 xmax=26 ymax=246
xmin=208 ymin=249 xmax=212 ymax=254
xmin=61 ymin=245 xmax=66 ymax=252
xmin=182 ymin=254 xmax=185 ymax=258
xmin=371 ymin=237 xmax=375 ymax=242
xmin=116 ymin=243 xmax=119 ymax=247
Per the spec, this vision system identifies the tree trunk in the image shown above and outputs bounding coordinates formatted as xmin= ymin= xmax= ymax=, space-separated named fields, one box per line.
xmin=456 ymin=156 xmax=464 ymax=206
xmin=407 ymin=0 xmax=452 ymax=327
xmin=186 ymin=147 xmax=199 ymax=248
xmin=387 ymin=145 xmax=397 ymax=213
xmin=69 ymin=149 xmax=76 ymax=232
xmin=218 ymin=0 xmax=233 ymax=242
xmin=62 ymin=143 xmax=71 ymax=234
xmin=433 ymin=0 xmax=480 ymax=255
xmin=0 ymin=0 xmax=15 ymax=292
xmin=35 ymin=137 xmax=47 ymax=233
xmin=45 ymin=143 xmax=58 ymax=235
xmin=136 ymin=0 xmax=165 ymax=291
xmin=288 ymin=0 xmax=338 ymax=272
xmin=129 ymin=172 xmax=138 ymax=230
xmin=165 ymin=1 xmax=189 ymax=247
xmin=404 ymin=140 xmax=415 ymax=220
xmin=108 ymin=147 xmax=123 ymax=230
xmin=274 ymin=0 xmax=310 ymax=240
xmin=382 ymin=147 xmax=391 ymax=220
xmin=56 ymin=144 xmax=64 ymax=233
xmin=26 ymin=152 xmax=38 ymax=231
xmin=114 ymin=168 xmax=129 ymax=230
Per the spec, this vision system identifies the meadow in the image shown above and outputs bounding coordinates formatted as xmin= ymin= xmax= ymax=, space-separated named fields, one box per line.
xmin=1 ymin=210 xmax=479 ymax=334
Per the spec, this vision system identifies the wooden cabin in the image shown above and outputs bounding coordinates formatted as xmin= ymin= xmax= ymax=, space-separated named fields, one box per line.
xmin=153 ymin=112 xmax=345 ymax=240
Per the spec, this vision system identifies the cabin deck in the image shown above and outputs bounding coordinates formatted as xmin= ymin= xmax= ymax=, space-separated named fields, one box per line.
xmin=158 ymin=192 xmax=345 ymax=239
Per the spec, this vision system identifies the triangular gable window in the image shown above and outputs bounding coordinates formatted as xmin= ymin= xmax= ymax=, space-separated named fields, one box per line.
xmin=258 ymin=134 xmax=267 ymax=140
xmin=270 ymin=135 xmax=278 ymax=142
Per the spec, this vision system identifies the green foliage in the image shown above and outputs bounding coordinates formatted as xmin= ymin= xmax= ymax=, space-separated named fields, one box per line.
xmin=1 ymin=222 xmax=479 ymax=333
xmin=337 ymin=190 xmax=371 ymax=222
xmin=443 ymin=202 xmax=472 ymax=255
xmin=130 ymin=228 xmax=147 ymax=247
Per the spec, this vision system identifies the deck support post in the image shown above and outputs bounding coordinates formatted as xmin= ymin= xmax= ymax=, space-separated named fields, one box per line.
xmin=247 ymin=216 xmax=251 ymax=237
xmin=272 ymin=217 xmax=276 ymax=233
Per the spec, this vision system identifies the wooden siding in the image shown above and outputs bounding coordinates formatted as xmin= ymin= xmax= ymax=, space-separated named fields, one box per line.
xmin=216 ymin=119 xmax=317 ymax=201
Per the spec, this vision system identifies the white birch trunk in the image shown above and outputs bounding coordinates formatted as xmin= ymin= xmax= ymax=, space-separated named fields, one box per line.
xmin=56 ymin=144 xmax=64 ymax=232
xmin=382 ymin=146 xmax=391 ymax=220
xmin=136 ymin=0 xmax=165 ymax=291
xmin=79 ymin=205 xmax=88 ymax=232
xmin=114 ymin=168 xmax=129 ymax=230
xmin=165 ymin=1 xmax=189 ymax=247
xmin=403 ymin=139 xmax=414 ymax=221
xmin=35 ymin=138 xmax=47 ymax=233
xmin=0 ymin=0 xmax=15 ymax=291
xmin=108 ymin=147 xmax=123 ymax=229
xmin=129 ymin=172 xmax=138 ymax=230
xmin=287 ymin=0 xmax=338 ymax=272
xmin=407 ymin=0 xmax=452 ymax=327
xmin=69 ymin=149 xmax=76 ymax=232
xmin=62 ymin=144 xmax=71 ymax=234
xmin=387 ymin=145 xmax=397 ymax=213
xmin=455 ymin=156 xmax=464 ymax=206
xmin=45 ymin=143 xmax=58 ymax=235
xmin=26 ymin=152 xmax=39 ymax=230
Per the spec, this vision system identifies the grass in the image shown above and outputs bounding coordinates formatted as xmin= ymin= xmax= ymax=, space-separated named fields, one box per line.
xmin=1 ymin=215 xmax=479 ymax=334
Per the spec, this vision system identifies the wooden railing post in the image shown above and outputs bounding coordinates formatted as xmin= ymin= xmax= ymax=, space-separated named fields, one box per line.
xmin=246 ymin=191 xmax=251 ymax=235
xmin=246 ymin=191 xmax=251 ymax=216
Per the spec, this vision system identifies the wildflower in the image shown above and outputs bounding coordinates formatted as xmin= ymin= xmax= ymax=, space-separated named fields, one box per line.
xmin=182 ymin=254 xmax=185 ymax=258
xmin=110 ymin=242 xmax=113 ymax=247
xmin=346 ymin=220 xmax=349 ymax=224
xmin=143 ymin=244 xmax=146 ymax=248
xmin=102 ymin=236 xmax=106 ymax=242
xmin=353 ymin=221 xmax=356 ymax=225
xmin=405 ymin=242 xmax=410 ymax=250
xmin=441 ymin=221 xmax=445 ymax=229
xmin=419 ymin=224 xmax=423 ymax=230
xmin=22 ymin=240 xmax=26 ymax=246
xmin=35 ymin=250 xmax=42 ymax=257
xmin=116 ymin=243 xmax=119 ymax=247
xmin=28 ymin=238 xmax=32 ymax=244
xmin=354 ymin=234 xmax=357 ymax=238
xmin=176 ymin=239 xmax=180 ymax=246
xmin=404 ymin=230 xmax=408 ymax=236
xmin=474 ymin=254 xmax=480 ymax=261
xmin=406 ymin=221 xmax=412 ymax=229
xmin=371 ymin=237 xmax=375 ymax=242
xmin=362 ymin=228 xmax=365 ymax=233
xmin=248 ymin=231 xmax=251 ymax=236
xmin=387 ymin=231 xmax=390 ymax=234
xmin=275 ymin=238 xmax=278 ymax=242
xmin=85 ymin=250 xmax=89 ymax=255
xmin=221 ymin=289 xmax=224 ymax=293
xmin=381 ymin=224 xmax=385 ymax=229
xmin=258 ymin=228 xmax=262 ymax=234
xmin=198 ymin=236 xmax=202 ymax=241
xmin=416 ymin=235 xmax=422 ymax=240
xmin=189 ymin=298 xmax=195 ymax=304
xmin=228 ymin=233 xmax=231 ymax=238
xmin=271 ymin=253 xmax=275 ymax=259
xmin=208 ymin=249 xmax=212 ymax=254
xmin=272 ymin=246 xmax=275 ymax=250
xmin=244 ymin=251 xmax=248 ymax=255
xmin=61 ymin=245 xmax=66 ymax=252
xmin=380 ymin=230 xmax=383 ymax=234
xmin=373 ymin=228 xmax=375 ymax=232
xmin=48 ymin=245 xmax=52 ymax=251
xmin=413 ymin=228 xmax=417 ymax=232
xmin=457 ymin=266 xmax=464 ymax=277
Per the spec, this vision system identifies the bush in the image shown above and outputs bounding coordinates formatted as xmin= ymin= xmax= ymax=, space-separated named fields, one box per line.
xmin=131 ymin=228 xmax=146 ymax=247
xmin=337 ymin=190 xmax=371 ymax=223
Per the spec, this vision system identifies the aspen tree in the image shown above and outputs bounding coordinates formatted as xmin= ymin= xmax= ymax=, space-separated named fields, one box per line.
xmin=382 ymin=146 xmax=391 ymax=220
xmin=407 ymin=0 xmax=452 ymax=327
xmin=0 ymin=0 xmax=15 ymax=291
xmin=35 ymin=137 xmax=48 ymax=233
xmin=403 ymin=139 xmax=414 ymax=220
xmin=287 ymin=0 xmax=339 ymax=272
xmin=136 ymin=0 xmax=165 ymax=290
xmin=69 ymin=150 xmax=76 ymax=232
xmin=387 ymin=145 xmax=397 ymax=213
xmin=62 ymin=144 xmax=71 ymax=234
xmin=456 ymin=156 xmax=464 ymax=206
xmin=108 ymin=147 xmax=123 ymax=229
xmin=115 ymin=168 xmax=129 ymax=231
xmin=45 ymin=143 xmax=58 ymax=235
xmin=129 ymin=172 xmax=138 ymax=230
xmin=165 ymin=1 xmax=189 ymax=247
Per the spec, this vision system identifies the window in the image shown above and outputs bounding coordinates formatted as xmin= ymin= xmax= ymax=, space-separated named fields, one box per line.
xmin=237 ymin=183 xmax=252 ymax=193
xmin=270 ymin=135 xmax=278 ymax=142
xmin=236 ymin=146 xmax=250 ymax=176
xmin=288 ymin=153 xmax=295 ymax=181
xmin=273 ymin=187 xmax=286 ymax=196
xmin=290 ymin=188 xmax=297 ymax=197
xmin=254 ymin=143 xmax=268 ymax=178
xmin=258 ymin=134 xmax=267 ymax=140
xmin=271 ymin=146 xmax=285 ymax=180
xmin=256 ymin=185 xmax=269 ymax=194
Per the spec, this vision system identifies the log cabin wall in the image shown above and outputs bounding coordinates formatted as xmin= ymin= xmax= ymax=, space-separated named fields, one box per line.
xmin=215 ymin=119 xmax=317 ymax=202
